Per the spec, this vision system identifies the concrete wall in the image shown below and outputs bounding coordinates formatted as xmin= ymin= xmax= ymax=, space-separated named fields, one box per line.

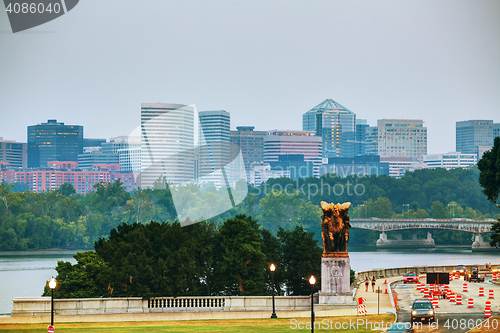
xmin=354 ymin=263 xmax=498 ymax=284
xmin=12 ymin=297 xmax=144 ymax=317
xmin=12 ymin=296 xmax=314 ymax=317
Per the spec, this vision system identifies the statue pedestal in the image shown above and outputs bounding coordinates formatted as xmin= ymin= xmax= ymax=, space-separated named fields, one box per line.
xmin=319 ymin=254 xmax=354 ymax=305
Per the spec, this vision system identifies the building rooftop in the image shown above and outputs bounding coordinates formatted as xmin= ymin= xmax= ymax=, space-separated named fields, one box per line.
xmin=305 ymin=98 xmax=354 ymax=114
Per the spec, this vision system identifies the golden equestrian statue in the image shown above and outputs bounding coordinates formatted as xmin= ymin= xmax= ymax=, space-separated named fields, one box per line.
xmin=320 ymin=201 xmax=351 ymax=257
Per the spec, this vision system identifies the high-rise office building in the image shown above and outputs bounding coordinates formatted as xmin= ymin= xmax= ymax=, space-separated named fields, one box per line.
xmin=117 ymin=136 xmax=141 ymax=173
xmin=83 ymin=138 xmax=106 ymax=148
xmin=424 ymin=152 xmax=477 ymax=170
xmin=0 ymin=137 xmax=26 ymax=169
xmin=230 ymin=126 xmax=267 ymax=172
xmin=140 ymin=103 xmax=194 ymax=187
xmin=263 ymin=130 xmax=322 ymax=177
xmin=197 ymin=110 xmax=231 ymax=187
xmin=377 ymin=119 xmax=427 ymax=162
xmin=27 ymin=119 xmax=83 ymax=168
xmin=365 ymin=126 xmax=378 ymax=156
xmin=303 ymin=99 xmax=356 ymax=158
xmin=456 ymin=120 xmax=493 ymax=159
xmin=78 ymin=151 xmax=119 ymax=169
xmin=355 ymin=119 xmax=369 ymax=156
xmin=493 ymin=123 xmax=500 ymax=139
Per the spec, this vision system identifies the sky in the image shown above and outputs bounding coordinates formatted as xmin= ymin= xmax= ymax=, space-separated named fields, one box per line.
xmin=0 ymin=0 xmax=499 ymax=154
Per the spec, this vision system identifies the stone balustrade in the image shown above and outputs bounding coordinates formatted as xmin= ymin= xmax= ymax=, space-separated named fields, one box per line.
xmin=12 ymin=295 xmax=314 ymax=317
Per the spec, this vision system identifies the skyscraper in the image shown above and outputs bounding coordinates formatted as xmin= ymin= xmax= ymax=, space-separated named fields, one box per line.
xmin=197 ymin=110 xmax=231 ymax=187
xmin=140 ymin=103 xmax=194 ymax=187
xmin=355 ymin=119 xmax=369 ymax=156
xmin=365 ymin=126 xmax=378 ymax=156
xmin=0 ymin=137 xmax=26 ymax=169
xmin=230 ymin=126 xmax=266 ymax=172
xmin=493 ymin=123 xmax=500 ymax=139
xmin=456 ymin=120 xmax=493 ymax=159
xmin=263 ymin=130 xmax=322 ymax=177
xmin=302 ymin=99 xmax=356 ymax=158
xmin=27 ymin=119 xmax=83 ymax=168
xmin=377 ymin=119 xmax=427 ymax=162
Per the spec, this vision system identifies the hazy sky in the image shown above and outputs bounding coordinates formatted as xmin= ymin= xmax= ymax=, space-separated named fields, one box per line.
xmin=0 ymin=0 xmax=499 ymax=154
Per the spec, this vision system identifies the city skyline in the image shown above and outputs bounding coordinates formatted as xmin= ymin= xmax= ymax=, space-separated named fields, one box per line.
xmin=1 ymin=1 xmax=499 ymax=154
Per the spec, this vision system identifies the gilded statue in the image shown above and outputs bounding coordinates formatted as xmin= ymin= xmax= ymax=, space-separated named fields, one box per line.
xmin=320 ymin=201 xmax=351 ymax=256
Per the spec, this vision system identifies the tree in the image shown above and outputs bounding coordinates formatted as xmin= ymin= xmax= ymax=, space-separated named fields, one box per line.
xmin=477 ymin=137 xmax=500 ymax=247
xmin=43 ymin=251 xmax=111 ymax=298
xmin=58 ymin=183 xmax=76 ymax=196
xmin=430 ymin=201 xmax=447 ymax=218
xmin=278 ymin=226 xmax=322 ymax=295
xmin=364 ymin=197 xmax=395 ymax=218
xmin=212 ymin=215 xmax=266 ymax=296
xmin=478 ymin=137 xmax=500 ymax=204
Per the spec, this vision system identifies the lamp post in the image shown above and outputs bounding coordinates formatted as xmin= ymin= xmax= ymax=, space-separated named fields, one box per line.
xmin=360 ymin=204 xmax=366 ymax=218
xmin=48 ymin=277 xmax=57 ymax=327
xmin=270 ymin=263 xmax=277 ymax=319
xmin=449 ymin=203 xmax=457 ymax=218
xmin=403 ymin=204 xmax=409 ymax=219
xmin=309 ymin=275 xmax=316 ymax=333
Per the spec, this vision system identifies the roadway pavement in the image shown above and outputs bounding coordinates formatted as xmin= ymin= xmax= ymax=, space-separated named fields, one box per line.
xmin=393 ymin=275 xmax=500 ymax=333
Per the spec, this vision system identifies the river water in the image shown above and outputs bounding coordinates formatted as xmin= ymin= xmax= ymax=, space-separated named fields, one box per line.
xmin=0 ymin=246 xmax=498 ymax=315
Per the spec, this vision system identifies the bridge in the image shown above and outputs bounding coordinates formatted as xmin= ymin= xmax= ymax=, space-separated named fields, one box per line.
xmin=349 ymin=218 xmax=497 ymax=251
xmin=350 ymin=218 xmax=495 ymax=233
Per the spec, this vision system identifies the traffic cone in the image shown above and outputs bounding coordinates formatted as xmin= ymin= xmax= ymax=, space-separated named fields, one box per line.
xmin=385 ymin=288 xmax=388 ymax=294
xmin=468 ymin=298 xmax=474 ymax=308
xmin=384 ymin=279 xmax=387 ymax=284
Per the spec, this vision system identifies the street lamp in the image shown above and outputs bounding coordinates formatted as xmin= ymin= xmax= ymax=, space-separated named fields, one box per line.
xmin=360 ymin=204 xmax=366 ymax=218
xmin=449 ymin=203 xmax=457 ymax=219
xmin=309 ymin=275 xmax=316 ymax=333
xmin=270 ymin=263 xmax=277 ymax=319
xmin=48 ymin=277 xmax=57 ymax=327
xmin=403 ymin=204 xmax=409 ymax=219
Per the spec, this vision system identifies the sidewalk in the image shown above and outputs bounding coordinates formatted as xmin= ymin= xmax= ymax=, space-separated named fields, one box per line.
xmin=354 ymin=276 xmax=400 ymax=314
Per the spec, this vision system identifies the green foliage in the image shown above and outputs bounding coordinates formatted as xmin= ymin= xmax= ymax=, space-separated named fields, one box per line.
xmin=278 ymin=226 xmax=322 ymax=295
xmin=257 ymin=190 xmax=322 ymax=235
xmin=430 ymin=201 xmax=447 ymax=218
xmin=490 ymin=220 xmax=500 ymax=248
xmin=49 ymin=216 xmax=325 ymax=298
xmin=58 ymin=183 xmax=76 ymax=196
xmin=478 ymin=137 xmax=500 ymax=204
xmin=1 ymin=166 xmax=500 ymax=251
xmin=43 ymin=251 xmax=111 ymax=298
xmin=212 ymin=215 xmax=266 ymax=296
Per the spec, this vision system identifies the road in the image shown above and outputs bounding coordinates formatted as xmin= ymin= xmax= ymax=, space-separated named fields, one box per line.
xmin=394 ymin=282 xmax=489 ymax=333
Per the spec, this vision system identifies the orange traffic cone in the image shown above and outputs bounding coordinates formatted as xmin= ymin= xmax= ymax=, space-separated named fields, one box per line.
xmin=384 ymin=279 xmax=387 ymax=284
xmin=385 ymin=288 xmax=388 ymax=294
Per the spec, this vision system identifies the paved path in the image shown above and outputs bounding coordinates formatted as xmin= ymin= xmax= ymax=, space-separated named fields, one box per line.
xmin=353 ymin=275 xmax=398 ymax=314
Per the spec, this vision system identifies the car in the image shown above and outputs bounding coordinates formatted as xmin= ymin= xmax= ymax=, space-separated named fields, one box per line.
xmin=411 ymin=299 xmax=435 ymax=324
xmin=452 ymin=265 xmax=466 ymax=276
xmin=404 ymin=272 xmax=418 ymax=283
xmin=385 ymin=322 xmax=415 ymax=333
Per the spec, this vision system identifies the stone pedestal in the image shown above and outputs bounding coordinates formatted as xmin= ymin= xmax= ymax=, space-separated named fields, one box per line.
xmin=319 ymin=254 xmax=354 ymax=305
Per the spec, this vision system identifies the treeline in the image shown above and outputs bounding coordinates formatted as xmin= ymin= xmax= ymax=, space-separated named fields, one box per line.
xmin=1 ymin=167 xmax=499 ymax=250
xmin=43 ymin=215 xmax=325 ymax=298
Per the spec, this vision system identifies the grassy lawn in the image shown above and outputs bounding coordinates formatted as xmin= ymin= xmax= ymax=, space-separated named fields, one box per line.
xmin=0 ymin=314 xmax=394 ymax=332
